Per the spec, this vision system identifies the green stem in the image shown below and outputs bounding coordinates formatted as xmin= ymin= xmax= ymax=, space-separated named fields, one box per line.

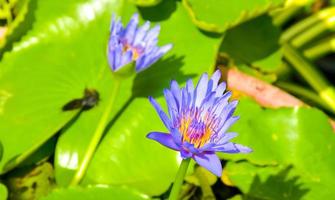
xmin=272 ymin=6 xmax=302 ymax=27
xmin=280 ymin=7 xmax=335 ymax=44
xmin=283 ymin=43 xmax=335 ymax=112
xmin=276 ymin=81 xmax=334 ymax=113
xmin=195 ymin=167 xmax=215 ymax=199
xmin=280 ymin=13 xmax=319 ymax=43
xmin=291 ymin=22 xmax=331 ymax=47
xmin=168 ymin=158 xmax=191 ymax=200
xmin=70 ymin=79 xmax=121 ymax=186
xmin=303 ymin=36 xmax=335 ymax=60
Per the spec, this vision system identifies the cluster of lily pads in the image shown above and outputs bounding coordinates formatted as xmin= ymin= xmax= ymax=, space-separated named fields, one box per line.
xmin=0 ymin=0 xmax=334 ymax=200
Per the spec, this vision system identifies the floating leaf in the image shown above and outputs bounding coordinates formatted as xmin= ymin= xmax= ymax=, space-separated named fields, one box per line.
xmin=41 ymin=186 xmax=149 ymax=200
xmin=220 ymin=14 xmax=281 ymax=66
xmin=224 ymin=162 xmax=309 ymax=200
xmin=0 ymin=0 xmax=123 ymax=173
xmin=182 ymin=0 xmax=283 ymax=33
xmin=221 ymin=98 xmax=335 ymax=199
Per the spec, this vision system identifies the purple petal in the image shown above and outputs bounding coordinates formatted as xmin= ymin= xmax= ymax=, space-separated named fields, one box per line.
xmin=206 ymin=70 xmax=221 ymax=95
xmin=133 ymin=21 xmax=150 ymax=47
xmin=136 ymin=44 xmax=172 ymax=72
xmin=210 ymin=70 xmax=221 ymax=91
xmin=180 ymin=149 xmax=192 ymax=159
xmin=164 ymin=89 xmax=178 ymax=124
xmin=200 ymin=91 xmax=216 ymax=111
xmin=210 ymin=92 xmax=231 ymax=116
xmin=212 ymin=142 xmax=252 ymax=154
xmin=143 ymin=25 xmax=160 ymax=46
xmin=186 ymin=79 xmax=194 ymax=94
xmin=157 ymin=43 xmax=173 ymax=54
xmin=123 ymin=13 xmax=139 ymax=44
xmin=134 ymin=53 xmax=147 ymax=71
xmin=170 ymin=80 xmax=182 ymax=110
xmin=183 ymin=142 xmax=200 ymax=154
xmin=198 ymin=142 xmax=216 ymax=152
xmin=112 ymin=47 xmax=122 ymax=71
xmin=119 ymin=50 xmax=133 ymax=68
xmin=148 ymin=44 xmax=172 ymax=62
xmin=194 ymin=73 xmax=209 ymax=107
xmin=135 ymin=46 xmax=158 ymax=71
xmin=235 ymin=144 xmax=253 ymax=153
xmin=217 ymin=100 xmax=238 ymax=126
xmin=107 ymin=45 xmax=116 ymax=71
xmin=215 ymin=132 xmax=238 ymax=145
xmin=215 ymin=82 xmax=227 ymax=97
xmin=110 ymin=14 xmax=123 ymax=35
xmin=186 ymin=79 xmax=194 ymax=105
xmin=147 ymin=132 xmax=180 ymax=150
xmin=181 ymin=88 xmax=190 ymax=111
xmin=171 ymin=128 xmax=182 ymax=145
xmin=193 ymin=153 xmax=222 ymax=177
xmin=149 ymin=96 xmax=172 ymax=130
xmin=108 ymin=36 xmax=119 ymax=50
xmin=217 ymin=116 xmax=239 ymax=138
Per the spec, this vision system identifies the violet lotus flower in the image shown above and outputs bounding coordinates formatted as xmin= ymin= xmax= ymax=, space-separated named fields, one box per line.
xmin=147 ymin=70 xmax=252 ymax=176
xmin=108 ymin=13 xmax=172 ymax=73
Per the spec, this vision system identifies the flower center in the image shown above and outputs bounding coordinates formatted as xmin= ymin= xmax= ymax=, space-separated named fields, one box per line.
xmin=121 ymin=40 xmax=144 ymax=60
xmin=179 ymin=108 xmax=218 ymax=148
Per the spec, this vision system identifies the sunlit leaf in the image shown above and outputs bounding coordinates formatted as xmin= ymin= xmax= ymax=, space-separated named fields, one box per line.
xmin=183 ymin=0 xmax=283 ymax=33
xmin=41 ymin=186 xmax=149 ymax=200
xmin=0 ymin=0 xmax=123 ymax=173
xmin=221 ymin=98 xmax=335 ymax=199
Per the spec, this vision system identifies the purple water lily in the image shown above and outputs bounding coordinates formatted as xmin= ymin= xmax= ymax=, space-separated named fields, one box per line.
xmin=108 ymin=13 xmax=172 ymax=73
xmin=147 ymin=70 xmax=252 ymax=176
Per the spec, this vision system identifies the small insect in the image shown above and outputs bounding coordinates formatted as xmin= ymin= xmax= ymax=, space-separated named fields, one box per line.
xmin=62 ymin=88 xmax=100 ymax=111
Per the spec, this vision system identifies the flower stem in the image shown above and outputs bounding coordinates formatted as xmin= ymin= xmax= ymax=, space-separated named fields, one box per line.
xmin=291 ymin=21 xmax=332 ymax=47
xmin=280 ymin=7 xmax=335 ymax=44
xmin=276 ymin=81 xmax=334 ymax=113
xmin=283 ymin=43 xmax=335 ymax=112
xmin=272 ymin=6 xmax=302 ymax=27
xmin=168 ymin=158 xmax=191 ymax=200
xmin=70 ymin=79 xmax=121 ymax=186
xmin=303 ymin=36 xmax=335 ymax=60
xmin=195 ymin=167 xmax=215 ymax=199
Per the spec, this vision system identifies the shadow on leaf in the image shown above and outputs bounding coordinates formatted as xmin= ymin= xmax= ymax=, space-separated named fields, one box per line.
xmin=138 ymin=0 xmax=177 ymax=22
xmin=132 ymin=55 xmax=196 ymax=98
xmin=244 ymin=165 xmax=309 ymax=200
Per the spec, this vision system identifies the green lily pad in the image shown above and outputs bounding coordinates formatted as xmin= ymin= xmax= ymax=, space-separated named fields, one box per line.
xmin=219 ymin=14 xmax=288 ymax=80
xmin=221 ymin=98 xmax=335 ymax=199
xmin=182 ymin=0 xmax=283 ymax=33
xmin=225 ymin=162 xmax=309 ymax=200
xmin=0 ymin=0 xmax=123 ymax=173
xmin=220 ymin=14 xmax=281 ymax=66
xmin=41 ymin=186 xmax=149 ymax=200
xmin=252 ymin=48 xmax=284 ymax=73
